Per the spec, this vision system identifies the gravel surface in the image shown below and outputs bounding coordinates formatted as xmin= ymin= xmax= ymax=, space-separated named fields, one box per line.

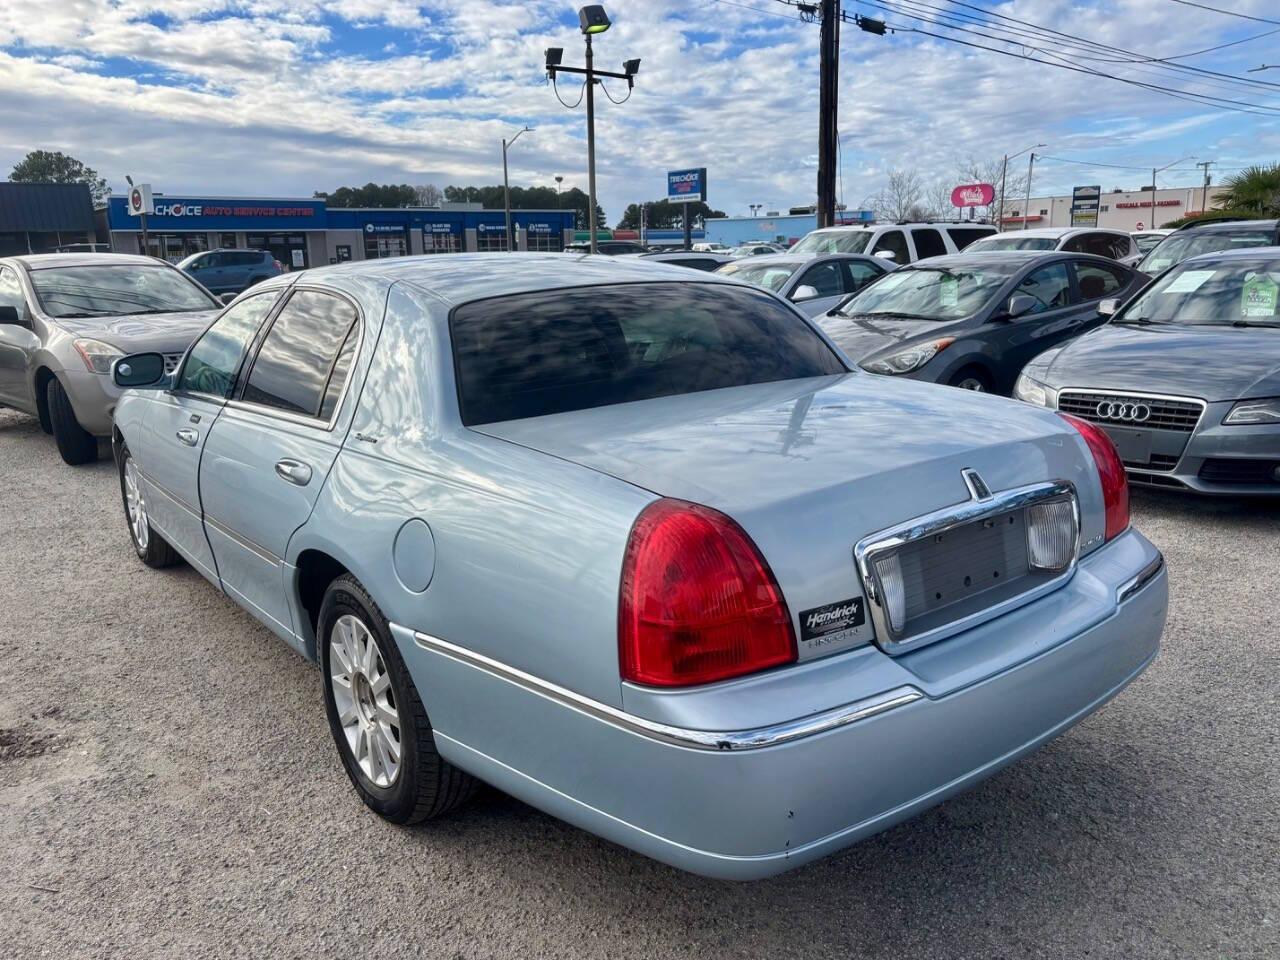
xmin=1 ymin=405 xmax=1277 ymax=960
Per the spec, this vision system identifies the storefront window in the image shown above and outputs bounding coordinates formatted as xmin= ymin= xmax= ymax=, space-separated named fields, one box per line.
xmin=247 ymin=233 xmax=309 ymax=270
xmin=364 ymin=234 xmax=408 ymax=259
xmin=423 ymin=230 xmax=461 ymax=254
xmin=220 ymin=233 xmax=238 ymax=248
xmin=525 ymin=227 xmax=563 ymax=253
xmin=141 ymin=233 xmax=209 ymax=262
xmin=477 ymin=227 xmax=509 ymax=253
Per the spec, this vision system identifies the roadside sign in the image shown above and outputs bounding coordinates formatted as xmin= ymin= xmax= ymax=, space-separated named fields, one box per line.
xmin=951 ymin=183 xmax=994 ymax=207
xmin=667 ymin=168 xmax=707 ymax=203
xmin=1071 ymin=184 xmax=1100 ymax=228
xmin=127 ymin=183 xmax=154 ymax=217
xmin=1136 ymin=221 xmax=1145 ymax=230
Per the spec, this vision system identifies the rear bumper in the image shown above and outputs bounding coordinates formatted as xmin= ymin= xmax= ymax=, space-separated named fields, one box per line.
xmin=394 ymin=530 xmax=1166 ymax=880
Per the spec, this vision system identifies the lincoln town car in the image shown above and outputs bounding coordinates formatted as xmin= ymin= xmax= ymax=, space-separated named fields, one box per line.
xmin=108 ymin=254 xmax=1167 ymax=879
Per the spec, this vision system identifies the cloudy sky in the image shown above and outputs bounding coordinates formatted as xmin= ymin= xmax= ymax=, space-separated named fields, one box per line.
xmin=2 ymin=0 xmax=1278 ymax=222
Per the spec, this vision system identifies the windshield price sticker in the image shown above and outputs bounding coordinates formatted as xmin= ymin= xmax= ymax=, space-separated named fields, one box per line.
xmin=1165 ymin=270 xmax=1215 ymax=294
xmin=1242 ymin=275 xmax=1278 ymax=317
xmin=939 ymin=275 xmax=959 ymax=307
xmin=1147 ymin=257 xmax=1172 ymax=272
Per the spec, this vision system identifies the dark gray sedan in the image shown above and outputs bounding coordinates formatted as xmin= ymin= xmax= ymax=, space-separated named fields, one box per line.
xmin=817 ymin=252 xmax=1144 ymax=393
xmin=1015 ymin=247 xmax=1280 ymax=495
xmin=715 ymin=253 xmax=888 ymax=316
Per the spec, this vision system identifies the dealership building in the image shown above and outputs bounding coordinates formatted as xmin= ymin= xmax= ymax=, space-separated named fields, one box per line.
xmin=703 ymin=208 xmax=875 ymax=248
xmin=1000 ymin=184 xmax=1230 ymax=232
xmin=97 ymin=195 xmax=578 ymax=266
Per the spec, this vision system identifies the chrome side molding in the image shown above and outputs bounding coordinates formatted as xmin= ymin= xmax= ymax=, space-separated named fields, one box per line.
xmin=412 ymin=631 xmax=923 ymax=751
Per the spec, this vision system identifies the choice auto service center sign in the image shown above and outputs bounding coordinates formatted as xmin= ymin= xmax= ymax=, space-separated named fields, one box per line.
xmin=667 ymin=168 xmax=707 ymax=203
xmin=108 ymin=196 xmax=325 ymax=231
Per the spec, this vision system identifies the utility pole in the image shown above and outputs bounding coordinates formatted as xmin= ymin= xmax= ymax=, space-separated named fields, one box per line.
xmin=996 ymin=143 xmax=1044 ymax=232
xmin=1196 ymin=160 xmax=1214 ymax=215
xmin=1022 ymin=153 xmax=1037 ymax=230
xmin=502 ymin=126 xmax=533 ymax=251
xmin=545 ymin=6 xmax=640 ymax=255
xmin=816 ymin=0 xmax=840 ymax=229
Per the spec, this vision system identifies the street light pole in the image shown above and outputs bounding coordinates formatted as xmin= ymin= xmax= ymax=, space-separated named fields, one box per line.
xmin=996 ymin=143 xmax=1044 ymax=232
xmin=1022 ymin=153 xmax=1037 ymax=231
xmin=545 ymin=6 xmax=640 ymax=256
xmin=502 ymin=126 xmax=532 ymax=251
xmin=1148 ymin=155 xmax=1195 ymax=229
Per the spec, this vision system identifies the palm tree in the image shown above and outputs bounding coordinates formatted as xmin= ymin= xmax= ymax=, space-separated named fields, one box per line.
xmin=1219 ymin=163 xmax=1280 ymax=217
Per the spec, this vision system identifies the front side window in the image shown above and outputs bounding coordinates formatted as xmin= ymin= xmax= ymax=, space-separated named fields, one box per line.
xmin=242 ymin=290 xmax=359 ymax=418
xmin=450 ymin=282 xmax=847 ymax=425
xmin=870 ymin=230 xmax=909 ymax=263
xmin=29 ymin=264 xmax=219 ymax=318
xmin=0 ymin=266 xmax=27 ymax=313
xmin=792 ymin=262 xmax=844 ymax=299
xmin=1017 ymin=263 xmax=1072 ymax=312
xmin=1073 ymin=261 xmax=1125 ymax=300
xmin=176 ymin=293 xmax=279 ymax=398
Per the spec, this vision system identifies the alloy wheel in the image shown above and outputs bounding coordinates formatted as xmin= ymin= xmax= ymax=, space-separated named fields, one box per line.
xmin=329 ymin=614 xmax=402 ymax=788
xmin=123 ymin=457 xmax=149 ymax=551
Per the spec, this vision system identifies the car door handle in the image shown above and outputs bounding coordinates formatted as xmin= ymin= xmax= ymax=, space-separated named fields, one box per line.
xmin=176 ymin=428 xmax=199 ymax=446
xmin=274 ymin=459 xmax=312 ymax=486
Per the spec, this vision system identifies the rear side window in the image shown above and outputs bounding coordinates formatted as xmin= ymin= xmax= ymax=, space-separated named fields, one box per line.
xmin=911 ymin=228 xmax=947 ymax=259
xmin=843 ymin=259 xmax=884 ymax=292
xmin=450 ymin=282 xmax=847 ymax=425
xmin=235 ymin=252 xmax=262 ymax=266
xmin=242 ymin=290 xmax=359 ymax=419
xmin=947 ymin=227 xmax=996 ymax=250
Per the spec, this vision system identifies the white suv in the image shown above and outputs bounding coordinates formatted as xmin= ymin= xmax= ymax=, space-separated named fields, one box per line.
xmin=790 ymin=222 xmax=997 ymax=265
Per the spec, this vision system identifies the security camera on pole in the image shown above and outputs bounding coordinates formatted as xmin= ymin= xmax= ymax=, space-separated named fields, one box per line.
xmin=545 ymin=5 xmax=640 ymax=255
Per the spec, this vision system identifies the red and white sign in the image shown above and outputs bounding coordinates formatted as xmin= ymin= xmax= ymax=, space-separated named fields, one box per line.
xmin=1135 ymin=221 xmax=1145 ymax=230
xmin=126 ymin=183 xmax=153 ymax=217
xmin=1116 ymin=199 xmax=1181 ymax=209
xmin=951 ymin=183 xmax=995 ymax=208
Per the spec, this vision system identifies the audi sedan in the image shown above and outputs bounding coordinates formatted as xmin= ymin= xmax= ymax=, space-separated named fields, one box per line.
xmin=108 ymin=254 xmax=1165 ymax=879
xmin=1015 ymin=247 xmax=1280 ymax=495
xmin=817 ymin=252 xmax=1145 ymax=393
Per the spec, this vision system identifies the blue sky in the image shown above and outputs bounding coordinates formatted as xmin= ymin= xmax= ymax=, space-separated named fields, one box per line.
xmin=1 ymin=0 xmax=1277 ymax=222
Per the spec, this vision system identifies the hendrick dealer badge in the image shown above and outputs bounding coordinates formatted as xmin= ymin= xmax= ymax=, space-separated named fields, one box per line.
xmin=798 ymin=596 xmax=866 ymax=648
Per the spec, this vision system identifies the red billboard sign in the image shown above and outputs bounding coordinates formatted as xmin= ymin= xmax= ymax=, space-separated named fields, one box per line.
xmin=951 ymin=183 xmax=995 ymax=208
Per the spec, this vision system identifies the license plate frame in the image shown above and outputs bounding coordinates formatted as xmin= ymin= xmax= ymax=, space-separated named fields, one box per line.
xmin=1101 ymin=425 xmax=1153 ymax=465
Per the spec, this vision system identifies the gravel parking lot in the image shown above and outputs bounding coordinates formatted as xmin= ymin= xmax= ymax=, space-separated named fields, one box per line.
xmin=1 ymin=405 xmax=1277 ymax=960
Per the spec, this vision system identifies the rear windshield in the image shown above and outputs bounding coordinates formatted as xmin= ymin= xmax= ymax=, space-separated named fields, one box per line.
xmin=450 ymin=282 xmax=847 ymax=425
xmin=1138 ymin=226 xmax=1275 ymax=274
xmin=967 ymin=235 xmax=1057 ymax=252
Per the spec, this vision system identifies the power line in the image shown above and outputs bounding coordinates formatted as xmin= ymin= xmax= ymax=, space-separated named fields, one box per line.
xmin=711 ymin=0 xmax=808 ymax=23
xmin=1166 ymin=0 xmax=1280 ymax=26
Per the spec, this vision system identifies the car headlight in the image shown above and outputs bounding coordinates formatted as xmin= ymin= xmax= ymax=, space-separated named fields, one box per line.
xmin=72 ymin=338 xmax=125 ymax=375
xmin=1223 ymin=398 xmax=1280 ymax=425
xmin=1014 ymin=372 xmax=1058 ymax=408
xmin=861 ymin=337 xmax=955 ymax=376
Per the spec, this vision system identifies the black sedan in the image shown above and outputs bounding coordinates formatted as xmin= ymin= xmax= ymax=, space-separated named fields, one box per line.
xmin=816 ymin=252 xmax=1145 ymax=394
xmin=1015 ymin=247 xmax=1280 ymax=496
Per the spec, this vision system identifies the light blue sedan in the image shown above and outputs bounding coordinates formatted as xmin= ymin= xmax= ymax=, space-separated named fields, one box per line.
xmin=109 ymin=253 xmax=1166 ymax=880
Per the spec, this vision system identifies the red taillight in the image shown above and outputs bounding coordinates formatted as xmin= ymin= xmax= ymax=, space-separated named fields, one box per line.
xmin=1062 ymin=415 xmax=1130 ymax=542
xmin=619 ymin=499 xmax=797 ymax=687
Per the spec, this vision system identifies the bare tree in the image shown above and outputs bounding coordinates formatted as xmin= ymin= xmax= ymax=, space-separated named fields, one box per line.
xmin=413 ymin=183 xmax=443 ymax=207
xmin=954 ymin=155 xmax=1027 ymax=223
xmin=866 ymin=169 xmax=927 ymax=222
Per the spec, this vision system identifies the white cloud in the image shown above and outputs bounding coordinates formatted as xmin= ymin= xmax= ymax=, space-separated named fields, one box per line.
xmin=0 ymin=0 xmax=1276 ymax=220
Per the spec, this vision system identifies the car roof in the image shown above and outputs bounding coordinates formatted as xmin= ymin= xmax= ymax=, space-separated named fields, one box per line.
xmin=807 ymin=222 xmax=996 ymax=233
xmin=909 ymin=250 xmax=1113 ymax=268
xmin=303 ymin=252 xmax=738 ymax=304
xmin=1182 ymin=245 xmax=1280 ymax=264
xmin=7 ymin=252 xmax=162 ymax=271
xmin=1178 ymin=217 xmax=1279 ymax=232
xmin=976 ymin=227 xmax=1124 ymax=240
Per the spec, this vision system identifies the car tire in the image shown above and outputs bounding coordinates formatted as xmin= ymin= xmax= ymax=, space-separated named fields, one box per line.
xmin=118 ymin=444 xmax=181 ymax=568
xmin=46 ymin=377 xmax=99 ymax=465
xmin=948 ymin=366 xmax=993 ymax=393
xmin=319 ymin=574 xmax=479 ymax=824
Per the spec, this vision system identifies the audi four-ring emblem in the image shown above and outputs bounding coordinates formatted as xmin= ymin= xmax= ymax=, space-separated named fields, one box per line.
xmin=1096 ymin=401 xmax=1151 ymax=422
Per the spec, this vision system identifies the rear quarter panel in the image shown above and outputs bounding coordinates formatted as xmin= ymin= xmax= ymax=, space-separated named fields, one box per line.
xmin=289 ymin=282 xmax=655 ymax=707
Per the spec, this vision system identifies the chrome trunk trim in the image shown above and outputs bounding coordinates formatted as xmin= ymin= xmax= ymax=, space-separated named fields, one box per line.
xmin=412 ymin=631 xmax=923 ymax=751
xmin=854 ymin=479 xmax=1080 ymax=654
xmin=1117 ymin=553 xmax=1165 ymax=604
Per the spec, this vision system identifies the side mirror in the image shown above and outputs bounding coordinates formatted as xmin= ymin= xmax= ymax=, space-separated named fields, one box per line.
xmin=0 ymin=305 xmax=30 ymax=329
xmin=218 ymin=293 xmax=236 ymax=305
xmin=791 ymin=284 xmax=820 ymax=302
xmin=1005 ymin=294 xmax=1039 ymax=319
xmin=874 ymin=249 xmax=899 ymax=262
xmin=113 ymin=353 xmax=169 ymax=389
xmin=1098 ymin=298 xmax=1120 ymax=317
